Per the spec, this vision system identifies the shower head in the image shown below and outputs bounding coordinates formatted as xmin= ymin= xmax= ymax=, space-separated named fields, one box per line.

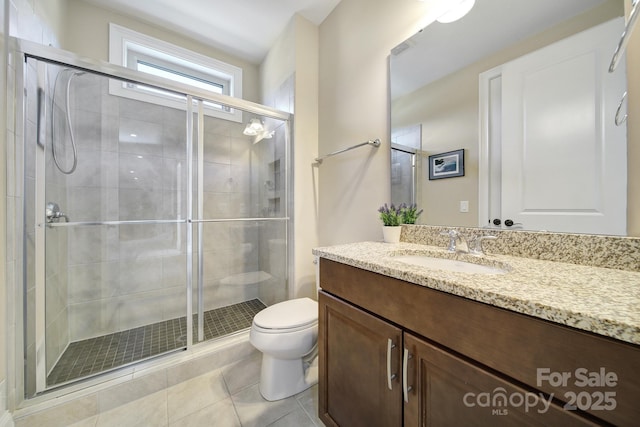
xmin=51 ymin=68 xmax=85 ymax=175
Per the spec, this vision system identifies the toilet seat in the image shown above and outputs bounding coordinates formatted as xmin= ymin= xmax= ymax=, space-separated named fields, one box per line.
xmin=253 ymin=297 xmax=318 ymax=333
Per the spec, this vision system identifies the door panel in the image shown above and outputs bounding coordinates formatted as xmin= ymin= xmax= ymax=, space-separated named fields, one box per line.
xmin=319 ymin=291 xmax=402 ymax=427
xmin=501 ymin=18 xmax=626 ymax=235
xmin=37 ymin=62 xmax=190 ymax=392
xmin=404 ymin=333 xmax=599 ymax=426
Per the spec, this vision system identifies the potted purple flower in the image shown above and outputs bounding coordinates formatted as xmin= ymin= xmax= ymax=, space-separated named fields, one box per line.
xmin=378 ymin=203 xmax=423 ymax=243
xmin=378 ymin=203 xmax=402 ymax=243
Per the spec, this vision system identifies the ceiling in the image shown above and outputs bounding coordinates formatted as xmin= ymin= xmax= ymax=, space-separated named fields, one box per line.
xmin=83 ymin=0 xmax=343 ymax=64
xmin=390 ymin=0 xmax=608 ymax=99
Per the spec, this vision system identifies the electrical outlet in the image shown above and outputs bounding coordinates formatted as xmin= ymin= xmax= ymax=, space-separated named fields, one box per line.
xmin=459 ymin=200 xmax=469 ymax=213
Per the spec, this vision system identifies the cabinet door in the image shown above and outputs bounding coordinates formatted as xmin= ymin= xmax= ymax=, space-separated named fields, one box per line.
xmin=403 ymin=333 xmax=600 ymax=426
xmin=319 ymin=291 xmax=402 ymax=427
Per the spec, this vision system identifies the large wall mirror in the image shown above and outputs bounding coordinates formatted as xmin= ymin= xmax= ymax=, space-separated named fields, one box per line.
xmin=390 ymin=0 xmax=634 ymax=236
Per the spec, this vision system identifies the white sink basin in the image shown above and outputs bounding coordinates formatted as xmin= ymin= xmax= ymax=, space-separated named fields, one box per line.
xmin=391 ymin=255 xmax=508 ymax=275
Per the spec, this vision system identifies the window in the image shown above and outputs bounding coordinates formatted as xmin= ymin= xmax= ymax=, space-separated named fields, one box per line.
xmin=109 ymin=23 xmax=243 ymax=122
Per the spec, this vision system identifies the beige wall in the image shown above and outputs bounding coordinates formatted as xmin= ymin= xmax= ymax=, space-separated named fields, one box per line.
xmin=291 ymin=16 xmax=320 ymax=299
xmin=33 ymin=0 xmax=67 ymax=42
xmin=63 ymin=0 xmax=260 ymax=103
xmin=260 ymin=15 xmax=320 ymax=299
xmin=392 ymin=0 xmax=623 ymax=229
xmin=260 ymin=18 xmax=295 ymax=98
xmin=317 ymin=0 xmax=439 ymax=245
xmin=394 ymin=66 xmax=479 ymax=227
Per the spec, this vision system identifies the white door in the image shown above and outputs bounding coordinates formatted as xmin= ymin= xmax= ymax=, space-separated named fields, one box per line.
xmin=500 ymin=17 xmax=627 ymax=235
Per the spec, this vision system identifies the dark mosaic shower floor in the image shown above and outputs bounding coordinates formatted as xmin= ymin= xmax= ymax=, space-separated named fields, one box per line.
xmin=47 ymin=299 xmax=266 ymax=386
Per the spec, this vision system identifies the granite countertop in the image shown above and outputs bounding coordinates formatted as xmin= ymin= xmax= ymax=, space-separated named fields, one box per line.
xmin=312 ymin=241 xmax=640 ymax=346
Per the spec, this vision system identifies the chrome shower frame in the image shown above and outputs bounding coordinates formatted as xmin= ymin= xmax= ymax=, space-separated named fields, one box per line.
xmin=10 ymin=38 xmax=294 ymax=405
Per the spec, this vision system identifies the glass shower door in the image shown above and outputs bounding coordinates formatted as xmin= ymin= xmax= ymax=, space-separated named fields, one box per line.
xmin=390 ymin=145 xmax=417 ymax=206
xmin=22 ymin=49 xmax=291 ymax=397
xmin=192 ymin=110 xmax=289 ymax=343
xmin=28 ymin=58 xmax=190 ymax=392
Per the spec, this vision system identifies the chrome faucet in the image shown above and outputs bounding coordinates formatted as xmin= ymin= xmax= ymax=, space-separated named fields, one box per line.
xmin=440 ymin=230 xmax=469 ymax=253
xmin=469 ymin=235 xmax=497 ymax=255
xmin=441 ymin=230 xmax=497 ymax=255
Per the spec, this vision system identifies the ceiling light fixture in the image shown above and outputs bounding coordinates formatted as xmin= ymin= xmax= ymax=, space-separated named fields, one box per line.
xmin=436 ymin=0 xmax=475 ymax=24
xmin=243 ymin=118 xmax=264 ymax=136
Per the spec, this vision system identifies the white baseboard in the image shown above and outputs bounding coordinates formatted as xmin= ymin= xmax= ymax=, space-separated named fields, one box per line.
xmin=0 ymin=411 xmax=15 ymax=427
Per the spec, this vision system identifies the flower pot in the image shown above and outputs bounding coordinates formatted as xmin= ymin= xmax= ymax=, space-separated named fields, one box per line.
xmin=382 ymin=226 xmax=402 ymax=243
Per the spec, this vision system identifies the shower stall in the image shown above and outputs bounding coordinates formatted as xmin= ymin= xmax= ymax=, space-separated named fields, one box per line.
xmin=390 ymin=124 xmax=421 ymax=207
xmin=15 ymin=41 xmax=291 ymax=398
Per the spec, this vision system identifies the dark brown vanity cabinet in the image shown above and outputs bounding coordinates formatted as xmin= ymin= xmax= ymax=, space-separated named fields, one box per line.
xmin=319 ymin=291 xmax=402 ymax=427
xmin=402 ymin=332 xmax=601 ymax=426
xmin=318 ymin=259 xmax=640 ymax=426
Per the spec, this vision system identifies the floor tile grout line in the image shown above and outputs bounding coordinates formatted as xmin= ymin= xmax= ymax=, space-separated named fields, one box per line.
xmin=47 ymin=299 xmax=266 ymax=387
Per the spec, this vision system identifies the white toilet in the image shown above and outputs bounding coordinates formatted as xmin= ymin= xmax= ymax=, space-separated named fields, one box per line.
xmin=249 ymin=297 xmax=319 ymax=401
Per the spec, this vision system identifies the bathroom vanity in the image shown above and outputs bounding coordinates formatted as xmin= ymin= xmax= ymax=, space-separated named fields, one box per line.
xmin=314 ymin=238 xmax=640 ymax=427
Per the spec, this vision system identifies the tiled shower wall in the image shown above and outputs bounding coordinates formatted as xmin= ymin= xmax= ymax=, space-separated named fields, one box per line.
xmin=55 ymin=72 xmax=283 ymax=345
xmin=21 ymin=66 xmax=194 ymax=379
xmin=7 ymin=0 xmax=66 ymax=404
xmin=198 ymin=114 xmax=261 ymax=315
xmin=60 ymin=72 xmax=191 ymax=345
xmin=257 ymin=74 xmax=293 ymax=307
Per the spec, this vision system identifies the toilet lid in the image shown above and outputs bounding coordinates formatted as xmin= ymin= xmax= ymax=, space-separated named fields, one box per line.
xmin=253 ymin=297 xmax=318 ymax=330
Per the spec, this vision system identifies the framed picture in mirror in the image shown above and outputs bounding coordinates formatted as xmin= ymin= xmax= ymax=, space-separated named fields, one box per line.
xmin=428 ymin=149 xmax=464 ymax=180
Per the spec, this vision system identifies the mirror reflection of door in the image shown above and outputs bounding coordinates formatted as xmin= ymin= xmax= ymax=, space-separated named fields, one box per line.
xmin=391 ymin=125 xmax=421 ymax=206
xmin=480 ymin=17 xmax=627 ymax=235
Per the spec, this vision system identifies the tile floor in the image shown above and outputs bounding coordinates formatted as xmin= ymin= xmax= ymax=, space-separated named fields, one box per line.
xmin=48 ymin=300 xmax=266 ymax=386
xmin=18 ymin=352 xmax=323 ymax=427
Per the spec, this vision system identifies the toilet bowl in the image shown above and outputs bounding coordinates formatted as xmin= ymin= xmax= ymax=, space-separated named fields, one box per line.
xmin=249 ymin=297 xmax=319 ymax=401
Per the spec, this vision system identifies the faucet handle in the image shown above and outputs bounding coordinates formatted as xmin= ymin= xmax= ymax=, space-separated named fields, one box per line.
xmin=46 ymin=202 xmax=69 ymax=223
xmin=469 ymin=235 xmax=497 ymax=255
xmin=440 ymin=230 xmax=459 ymax=252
